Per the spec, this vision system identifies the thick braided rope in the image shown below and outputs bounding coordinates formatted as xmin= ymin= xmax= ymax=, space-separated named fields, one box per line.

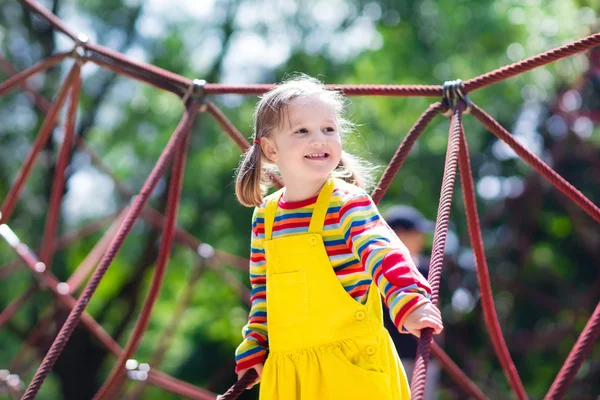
xmin=0 ymin=64 xmax=80 ymax=224
xmin=371 ymin=101 xmax=445 ymax=204
xmin=218 ymin=369 xmax=258 ymax=400
xmin=94 ymin=127 xmax=192 ymax=400
xmin=21 ymin=102 xmax=200 ymax=400
xmin=457 ymin=126 xmax=528 ymax=399
xmin=75 ymin=136 xmax=251 ymax=271
xmin=410 ymin=104 xmax=462 ymax=399
xmin=544 ymin=302 xmax=600 ymax=399
xmin=203 ymin=84 xmax=443 ymax=97
xmin=2 ymin=205 xmax=216 ymax=399
xmin=471 ymin=104 xmax=600 ymax=223
xmin=463 ymin=33 xmax=600 ymax=92
xmin=39 ymin=68 xmax=81 ymax=266
xmin=66 ymin=208 xmax=129 ymax=292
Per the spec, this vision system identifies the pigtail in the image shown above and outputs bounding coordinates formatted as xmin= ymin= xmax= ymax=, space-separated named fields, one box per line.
xmin=235 ymin=143 xmax=265 ymax=207
xmin=337 ymin=150 xmax=375 ymax=191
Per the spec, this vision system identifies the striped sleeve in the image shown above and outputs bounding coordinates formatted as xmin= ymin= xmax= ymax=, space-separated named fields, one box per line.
xmin=338 ymin=192 xmax=432 ymax=332
xmin=235 ymin=206 xmax=268 ymax=372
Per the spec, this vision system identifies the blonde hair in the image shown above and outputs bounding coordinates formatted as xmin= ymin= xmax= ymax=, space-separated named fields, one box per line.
xmin=235 ymin=74 xmax=374 ymax=207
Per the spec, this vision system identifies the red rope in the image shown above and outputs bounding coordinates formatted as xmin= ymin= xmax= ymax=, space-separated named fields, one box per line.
xmin=39 ymin=66 xmax=81 ymax=267
xmin=94 ymin=119 xmax=192 ymax=400
xmin=0 ymin=56 xmax=52 ymax=113
xmin=471 ymin=104 xmax=600 ymax=224
xmin=65 ymin=207 xmax=129 ymax=293
xmin=218 ymin=369 xmax=257 ymax=400
xmin=544 ymin=301 xmax=600 ymax=399
xmin=0 ymin=64 xmax=80 ymax=224
xmin=74 ymin=136 xmax=251 ymax=271
xmin=464 ymin=33 xmax=600 ymax=92
xmin=0 ymin=284 xmax=36 ymax=329
xmin=1 ymin=213 xmax=216 ymax=399
xmin=3 ymin=1 xmax=600 ymax=398
xmin=21 ymin=102 xmax=200 ymax=400
xmin=371 ymin=101 xmax=445 ymax=204
xmin=457 ymin=125 xmax=528 ymax=399
xmin=20 ymin=0 xmax=80 ymax=42
xmin=430 ymin=342 xmax=487 ymax=400
xmin=411 ymin=104 xmax=462 ymax=399
xmin=0 ymin=52 xmax=70 ymax=97
xmin=125 ymin=261 xmax=208 ymax=400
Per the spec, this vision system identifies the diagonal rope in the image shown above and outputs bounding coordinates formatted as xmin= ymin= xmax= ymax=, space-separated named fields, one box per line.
xmin=0 ymin=52 xmax=70 ymax=97
xmin=464 ymin=33 xmax=600 ymax=92
xmin=21 ymin=101 xmax=200 ymax=400
xmin=93 ymin=118 xmax=193 ymax=400
xmin=1 ymin=221 xmax=215 ymax=399
xmin=0 ymin=64 xmax=80 ymax=224
xmin=471 ymin=104 xmax=600 ymax=224
xmin=544 ymin=301 xmax=600 ymax=399
xmin=20 ymin=0 xmax=80 ymax=42
xmin=371 ymin=101 xmax=445 ymax=204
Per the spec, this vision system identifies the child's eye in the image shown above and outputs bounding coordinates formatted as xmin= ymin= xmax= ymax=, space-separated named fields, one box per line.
xmin=324 ymin=127 xmax=336 ymax=133
xmin=295 ymin=128 xmax=308 ymax=134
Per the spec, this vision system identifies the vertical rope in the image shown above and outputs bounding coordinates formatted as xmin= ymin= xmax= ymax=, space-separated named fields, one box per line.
xmin=457 ymin=125 xmax=528 ymax=399
xmin=411 ymin=103 xmax=462 ymax=399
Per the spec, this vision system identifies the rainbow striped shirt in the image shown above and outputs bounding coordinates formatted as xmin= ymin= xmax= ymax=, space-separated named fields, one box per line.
xmin=235 ymin=180 xmax=432 ymax=372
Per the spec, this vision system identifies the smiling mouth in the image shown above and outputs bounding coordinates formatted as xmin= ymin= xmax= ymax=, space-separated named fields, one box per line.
xmin=305 ymin=153 xmax=329 ymax=160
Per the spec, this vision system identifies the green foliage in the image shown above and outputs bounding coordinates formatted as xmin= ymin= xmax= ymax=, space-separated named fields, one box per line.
xmin=1 ymin=0 xmax=598 ymax=399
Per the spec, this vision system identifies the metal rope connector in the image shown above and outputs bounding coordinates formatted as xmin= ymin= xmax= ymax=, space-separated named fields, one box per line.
xmin=125 ymin=359 xmax=150 ymax=381
xmin=441 ymin=79 xmax=472 ymax=117
xmin=182 ymin=79 xmax=207 ymax=110
xmin=0 ymin=369 xmax=24 ymax=397
xmin=71 ymin=34 xmax=89 ymax=66
xmin=197 ymin=243 xmax=215 ymax=260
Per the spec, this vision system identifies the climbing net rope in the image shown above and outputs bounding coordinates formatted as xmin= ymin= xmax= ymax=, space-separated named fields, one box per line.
xmin=0 ymin=1 xmax=599 ymax=399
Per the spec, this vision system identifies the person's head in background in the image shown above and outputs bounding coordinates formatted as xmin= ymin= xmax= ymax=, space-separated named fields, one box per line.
xmin=384 ymin=205 xmax=433 ymax=258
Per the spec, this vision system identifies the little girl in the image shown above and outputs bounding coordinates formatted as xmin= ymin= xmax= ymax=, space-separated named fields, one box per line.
xmin=233 ymin=75 xmax=443 ymax=399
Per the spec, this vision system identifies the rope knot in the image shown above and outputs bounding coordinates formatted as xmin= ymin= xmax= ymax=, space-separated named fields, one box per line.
xmin=71 ymin=34 xmax=89 ymax=66
xmin=441 ymin=79 xmax=472 ymax=117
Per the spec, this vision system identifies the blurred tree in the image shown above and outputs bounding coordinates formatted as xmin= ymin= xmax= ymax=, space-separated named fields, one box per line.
xmin=0 ymin=0 xmax=598 ymax=399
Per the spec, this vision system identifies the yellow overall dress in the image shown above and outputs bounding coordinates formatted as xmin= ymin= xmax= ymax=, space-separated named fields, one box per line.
xmin=260 ymin=179 xmax=410 ymax=399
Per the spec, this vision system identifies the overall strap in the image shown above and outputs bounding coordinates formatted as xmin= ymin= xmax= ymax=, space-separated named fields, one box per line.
xmin=308 ymin=179 xmax=335 ymax=234
xmin=264 ymin=188 xmax=284 ymax=241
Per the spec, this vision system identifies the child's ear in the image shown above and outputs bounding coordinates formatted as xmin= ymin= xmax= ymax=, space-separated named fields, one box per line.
xmin=261 ymin=137 xmax=278 ymax=162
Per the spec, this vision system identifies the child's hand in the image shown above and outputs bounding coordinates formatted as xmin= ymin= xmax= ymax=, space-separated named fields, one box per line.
xmin=403 ymin=302 xmax=443 ymax=337
xmin=237 ymin=364 xmax=263 ymax=389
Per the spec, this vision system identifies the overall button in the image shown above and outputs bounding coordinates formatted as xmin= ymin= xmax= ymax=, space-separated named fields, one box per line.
xmin=366 ymin=346 xmax=376 ymax=355
xmin=309 ymin=236 xmax=318 ymax=245
xmin=355 ymin=311 xmax=365 ymax=320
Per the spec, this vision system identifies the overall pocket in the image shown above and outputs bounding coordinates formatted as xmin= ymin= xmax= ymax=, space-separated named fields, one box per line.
xmin=269 ymin=270 xmax=309 ymax=327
